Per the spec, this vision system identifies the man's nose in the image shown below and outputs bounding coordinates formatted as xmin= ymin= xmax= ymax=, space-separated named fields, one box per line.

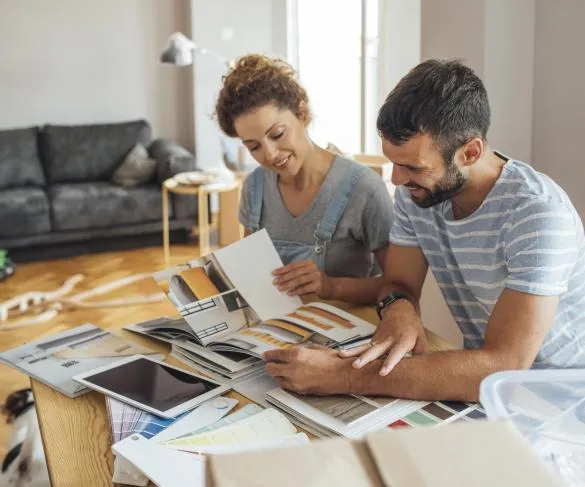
xmin=391 ymin=165 xmax=409 ymax=186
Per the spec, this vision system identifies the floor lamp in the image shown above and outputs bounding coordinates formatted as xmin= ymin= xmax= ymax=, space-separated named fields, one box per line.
xmin=160 ymin=32 xmax=232 ymax=68
xmin=160 ymin=32 xmax=254 ymax=173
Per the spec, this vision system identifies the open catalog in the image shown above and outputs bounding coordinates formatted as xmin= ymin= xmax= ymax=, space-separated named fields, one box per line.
xmin=126 ymin=230 xmax=375 ymax=381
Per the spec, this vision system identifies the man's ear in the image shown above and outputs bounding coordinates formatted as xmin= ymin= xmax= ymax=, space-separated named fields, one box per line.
xmin=460 ymin=137 xmax=484 ymax=167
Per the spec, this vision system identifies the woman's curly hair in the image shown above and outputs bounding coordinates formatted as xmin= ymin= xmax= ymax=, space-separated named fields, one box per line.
xmin=215 ymin=54 xmax=311 ymax=137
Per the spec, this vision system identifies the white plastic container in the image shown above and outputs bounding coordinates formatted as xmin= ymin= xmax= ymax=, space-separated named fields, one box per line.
xmin=480 ymin=369 xmax=585 ymax=487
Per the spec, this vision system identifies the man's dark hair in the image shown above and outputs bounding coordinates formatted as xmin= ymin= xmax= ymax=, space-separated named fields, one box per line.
xmin=377 ymin=59 xmax=490 ymax=164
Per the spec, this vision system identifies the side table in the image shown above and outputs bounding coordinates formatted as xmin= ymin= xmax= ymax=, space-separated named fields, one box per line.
xmin=162 ymin=177 xmax=243 ymax=265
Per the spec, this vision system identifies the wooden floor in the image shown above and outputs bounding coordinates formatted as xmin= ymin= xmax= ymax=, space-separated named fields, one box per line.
xmin=0 ymin=244 xmax=201 ymax=460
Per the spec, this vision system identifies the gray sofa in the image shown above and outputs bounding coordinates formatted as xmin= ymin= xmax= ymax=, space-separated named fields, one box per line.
xmin=0 ymin=120 xmax=197 ymax=261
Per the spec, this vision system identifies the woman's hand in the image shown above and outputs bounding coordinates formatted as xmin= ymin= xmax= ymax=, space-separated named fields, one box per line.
xmin=272 ymin=260 xmax=334 ymax=298
xmin=339 ymin=299 xmax=427 ymax=375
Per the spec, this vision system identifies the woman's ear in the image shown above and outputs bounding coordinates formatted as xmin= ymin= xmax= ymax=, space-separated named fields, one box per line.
xmin=298 ymin=102 xmax=311 ymax=126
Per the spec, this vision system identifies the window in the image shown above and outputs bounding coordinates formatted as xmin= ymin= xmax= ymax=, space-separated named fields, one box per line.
xmin=296 ymin=0 xmax=380 ymax=154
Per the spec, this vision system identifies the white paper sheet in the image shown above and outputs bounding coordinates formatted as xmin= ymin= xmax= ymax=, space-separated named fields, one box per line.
xmin=112 ymin=435 xmax=206 ymax=487
xmin=233 ymin=371 xmax=280 ymax=407
xmin=214 ymin=230 xmax=302 ymax=321
xmin=162 ymin=408 xmax=297 ymax=451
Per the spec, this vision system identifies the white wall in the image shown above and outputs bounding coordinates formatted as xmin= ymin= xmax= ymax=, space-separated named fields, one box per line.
xmin=0 ymin=0 xmax=194 ymax=150
xmin=421 ymin=0 xmax=486 ymax=76
xmin=484 ymin=0 xmax=535 ymax=163
xmin=190 ymin=0 xmax=288 ymax=170
xmin=421 ymin=0 xmax=535 ymax=163
xmin=532 ymin=0 xmax=585 ymax=217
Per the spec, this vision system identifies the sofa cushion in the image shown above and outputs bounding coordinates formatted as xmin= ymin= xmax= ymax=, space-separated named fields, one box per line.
xmin=41 ymin=120 xmax=152 ymax=183
xmin=0 ymin=187 xmax=51 ymax=237
xmin=0 ymin=127 xmax=45 ymax=189
xmin=149 ymin=139 xmax=196 ymax=183
xmin=112 ymin=143 xmax=157 ymax=187
xmin=49 ymin=182 xmax=172 ymax=231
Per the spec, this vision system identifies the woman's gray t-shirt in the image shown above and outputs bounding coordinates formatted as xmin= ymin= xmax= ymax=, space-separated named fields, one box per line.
xmin=238 ymin=155 xmax=393 ymax=278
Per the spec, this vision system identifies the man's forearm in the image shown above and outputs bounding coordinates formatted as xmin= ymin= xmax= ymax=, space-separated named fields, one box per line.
xmin=376 ymin=280 xmax=422 ymax=313
xmin=326 ymin=276 xmax=385 ymax=305
xmin=346 ymin=348 xmax=514 ymax=402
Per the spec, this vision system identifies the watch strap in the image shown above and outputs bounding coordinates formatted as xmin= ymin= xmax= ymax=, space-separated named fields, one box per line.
xmin=376 ymin=291 xmax=410 ymax=319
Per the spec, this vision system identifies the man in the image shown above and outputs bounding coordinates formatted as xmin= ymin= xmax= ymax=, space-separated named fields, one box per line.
xmin=264 ymin=59 xmax=585 ymax=402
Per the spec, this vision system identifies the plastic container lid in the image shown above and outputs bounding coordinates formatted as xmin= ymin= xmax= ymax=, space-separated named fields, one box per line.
xmin=480 ymin=369 xmax=585 ymax=487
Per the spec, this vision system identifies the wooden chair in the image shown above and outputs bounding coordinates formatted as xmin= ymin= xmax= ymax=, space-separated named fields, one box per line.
xmin=352 ymin=153 xmax=395 ymax=197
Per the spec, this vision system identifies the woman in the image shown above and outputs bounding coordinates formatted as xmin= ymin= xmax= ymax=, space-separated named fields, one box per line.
xmin=215 ymin=54 xmax=393 ymax=304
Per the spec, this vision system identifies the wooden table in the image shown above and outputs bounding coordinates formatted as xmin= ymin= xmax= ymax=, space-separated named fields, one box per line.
xmin=31 ymin=302 xmax=453 ymax=487
xmin=162 ymin=176 xmax=244 ymax=265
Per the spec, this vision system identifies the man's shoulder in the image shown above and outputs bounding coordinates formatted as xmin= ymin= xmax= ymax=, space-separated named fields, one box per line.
xmin=498 ymin=160 xmax=570 ymax=205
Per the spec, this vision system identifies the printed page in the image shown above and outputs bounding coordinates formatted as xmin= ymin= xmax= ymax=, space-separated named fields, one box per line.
xmin=171 ymin=348 xmax=264 ymax=384
xmin=265 ymin=388 xmax=428 ymax=437
xmin=213 ymin=229 xmax=302 ymax=321
xmin=0 ymin=324 xmax=160 ymax=397
xmin=209 ymin=323 xmax=309 ymax=357
xmin=162 ymin=408 xmax=297 ymax=453
xmin=152 ymin=256 xmax=251 ymax=345
xmin=105 ymin=397 xmax=186 ymax=443
xmin=266 ymin=302 xmax=376 ymax=345
xmin=233 ymin=372 xmax=280 ymax=408
xmin=173 ymin=339 xmax=260 ymax=373
xmin=125 ymin=316 xmax=203 ymax=344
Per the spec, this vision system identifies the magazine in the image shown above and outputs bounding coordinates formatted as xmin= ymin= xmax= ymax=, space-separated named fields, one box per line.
xmin=265 ymin=388 xmax=488 ymax=439
xmin=126 ymin=317 xmax=264 ymax=381
xmin=0 ymin=324 xmax=162 ymax=398
xmin=126 ymin=230 xmax=375 ymax=379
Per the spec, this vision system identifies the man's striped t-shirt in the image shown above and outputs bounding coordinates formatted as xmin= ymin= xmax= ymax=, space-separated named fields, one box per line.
xmin=390 ymin=158 xmax=585 ymax=368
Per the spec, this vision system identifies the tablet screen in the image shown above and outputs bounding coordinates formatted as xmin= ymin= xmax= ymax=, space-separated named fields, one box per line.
xmin=82 ymin=358 xmax=220 ymax=412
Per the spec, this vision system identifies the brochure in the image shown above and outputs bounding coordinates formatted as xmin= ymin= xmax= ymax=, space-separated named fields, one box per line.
xmin=126 ymin=230 xmax=375 ymax=380
xmin=0 ymin=324 xmax=162 ymax=397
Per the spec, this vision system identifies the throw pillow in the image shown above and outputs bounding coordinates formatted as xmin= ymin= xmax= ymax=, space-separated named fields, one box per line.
xmin=149 ymin=139 xmax=197 ymax=183
xmin=112 ymin=143 xmax=157 ymax=187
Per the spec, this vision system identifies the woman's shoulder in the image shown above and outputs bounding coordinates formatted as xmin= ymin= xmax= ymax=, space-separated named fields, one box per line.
xmin=242 ymin=165 xmax=275 ymax=191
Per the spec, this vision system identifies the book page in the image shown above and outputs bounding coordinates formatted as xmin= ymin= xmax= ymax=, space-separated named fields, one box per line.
xmin=265 ymin=388 xmax=428 ymax=437
xmin=214 ymin=229 xmax=302 ymax=321
xmin=162 ymin=408 xmax=297 ymax=452
xmin=266 ymin=302 xmax=376 ymax=345
xmin=0 ymin=324 xmax=160 ymax=397
xmin=152 ymin=257 xmax=251 ymax=345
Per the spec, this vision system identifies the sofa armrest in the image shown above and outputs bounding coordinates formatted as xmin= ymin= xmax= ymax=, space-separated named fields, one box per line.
xmin=149 ymin=139 xmax=196 ymax=183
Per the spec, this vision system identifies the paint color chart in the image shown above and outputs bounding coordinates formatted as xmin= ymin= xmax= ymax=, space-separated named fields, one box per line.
xmin=388 ymin=401 xmax=487 ymax=429
xmin=106 ymin=397 xmax=186 ymax=443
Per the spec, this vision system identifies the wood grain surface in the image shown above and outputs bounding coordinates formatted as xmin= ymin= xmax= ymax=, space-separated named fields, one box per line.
xmin=0 ymin=245 xmax=452 ymax=486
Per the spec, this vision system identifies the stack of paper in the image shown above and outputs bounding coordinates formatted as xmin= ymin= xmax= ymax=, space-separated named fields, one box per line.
xmin=126 ymin=231 xmax=375 ymax=384
xmin=105 ymin=397 xmax=187 ymax=443
xmin=160 ymin=407 xmax=308 ymax=454
xmin=0 ymin=324 xmax=162 ymax=397
xmin=109 ymin=396 xmax=310 ymax=487
xmin=265 ymin=388 xmax=488 ymax=438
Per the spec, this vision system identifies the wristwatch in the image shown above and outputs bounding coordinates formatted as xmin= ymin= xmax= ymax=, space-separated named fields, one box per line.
xmin=376 ymin=291 xmax=410 ymax=319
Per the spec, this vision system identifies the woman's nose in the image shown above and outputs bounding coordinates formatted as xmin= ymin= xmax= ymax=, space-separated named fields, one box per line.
xmin=264 ymin=143 xmax=279 ymax=163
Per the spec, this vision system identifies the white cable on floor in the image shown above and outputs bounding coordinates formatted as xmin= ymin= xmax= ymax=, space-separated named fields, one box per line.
xmin=0 ymin=273 xmax=164 ymax=330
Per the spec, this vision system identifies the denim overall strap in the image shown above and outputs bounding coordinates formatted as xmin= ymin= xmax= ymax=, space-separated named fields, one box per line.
xmin=314 ymin=163 xmax=367 ymax=250
xmin=248 ymin=167 xmax=265 ymax=232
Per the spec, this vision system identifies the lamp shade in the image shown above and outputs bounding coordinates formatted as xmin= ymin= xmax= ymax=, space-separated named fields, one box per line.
xmin=160 ymin=32 xmax=195 ymax=66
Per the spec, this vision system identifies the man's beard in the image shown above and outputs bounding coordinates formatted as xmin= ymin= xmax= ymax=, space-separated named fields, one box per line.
xmin=407 ymin=163 xmax=466 ymax=208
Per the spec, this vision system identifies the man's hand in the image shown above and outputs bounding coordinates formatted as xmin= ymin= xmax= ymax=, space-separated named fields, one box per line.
xmin=339 ymin=299 xmax=427 ymax=376
xmin=272 ymin=260 xmax=334 ymax=298
xmin=263 ymin=345 xmax=353 ymax=395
